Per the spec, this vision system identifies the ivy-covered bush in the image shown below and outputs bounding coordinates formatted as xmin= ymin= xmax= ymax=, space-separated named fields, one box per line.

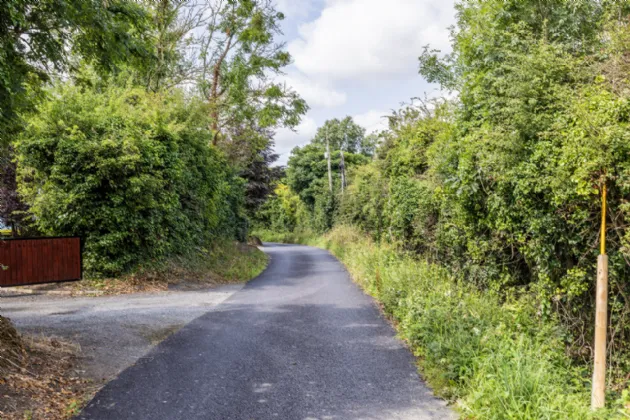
xmin=16 ymin=80 xmax=245 ymax=275
xmin=338 ymin=164 xmax=388 ymax=240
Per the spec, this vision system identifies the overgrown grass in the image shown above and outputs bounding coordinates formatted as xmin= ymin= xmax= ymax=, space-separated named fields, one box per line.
xmin=76 ymin=240 xmax=268 ymax=294
xmin=266 ymin=225 xmax=620 ymax=419
xmin=201 ymin=240 xmax=268 ymax=282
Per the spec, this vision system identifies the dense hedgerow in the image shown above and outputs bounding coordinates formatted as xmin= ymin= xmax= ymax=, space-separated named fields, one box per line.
xmin=16 ymin=79 xmax=246 ymax=275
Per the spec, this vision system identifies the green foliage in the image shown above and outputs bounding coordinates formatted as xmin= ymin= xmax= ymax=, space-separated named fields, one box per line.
xmin=285 ymin=140 xmax=370 ymax=228
xmin=379 ymin=99 xmax=452 ymax=177
xmin=286 ymin=143 xmax=329 ymax=208
xmin=16 ymin=78 xmax=245 ymax=275
xmin=415 ymin=3 xmax=630 ymax=383
xmin=258 ymin=0 xmax=630 ymax=412
xmin=386 ymin=176 xmax=438 ymax=252
xmin=200 ymin=0 xmax=308 ymax=144
xmin=284 ymin=225 xmax=610 ymax=419
xmin=0 ymin=0 xmax=151 ymax=144
xmin=338 ymin=164 xmax=387 ymax=240
xmin=312 ymin=189 xmax=337 ymax=233
xmin=255 ymin=184 xmax=309 ymax=233
xmin=406 ymin=3 xmax=630 ymax=385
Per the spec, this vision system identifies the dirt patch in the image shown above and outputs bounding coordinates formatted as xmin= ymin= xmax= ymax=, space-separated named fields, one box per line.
xmin=248 ymin=236 xmax=263 ymax=246
xmin=0 ymin=318 xmax=93 ymax=420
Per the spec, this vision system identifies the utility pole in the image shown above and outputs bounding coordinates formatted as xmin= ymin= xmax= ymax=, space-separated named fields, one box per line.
xmin=326 ymin=126 xmax=333 ymax=193
xmin=340 ymin=133 xmax=347 ymax=194
xmin=592 ymin=181 xmax=608 ymax=410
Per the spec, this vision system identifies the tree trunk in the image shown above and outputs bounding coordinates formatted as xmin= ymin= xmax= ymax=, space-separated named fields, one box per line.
xmin=210 ymin=34 xmax=233 ymax=146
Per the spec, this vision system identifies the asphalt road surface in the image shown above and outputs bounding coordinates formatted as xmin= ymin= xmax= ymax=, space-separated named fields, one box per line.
xmin=78 ymin=244 xmax=454 ymax=420
xmin=1 ymin=284 xmax=244 ymax=383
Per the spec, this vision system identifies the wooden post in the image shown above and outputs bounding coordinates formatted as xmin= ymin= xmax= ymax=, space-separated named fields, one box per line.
xmin=592 ymin=183 xmax=608 ymax=410
xmin=340 ymin=133 xmax=347 ymax=194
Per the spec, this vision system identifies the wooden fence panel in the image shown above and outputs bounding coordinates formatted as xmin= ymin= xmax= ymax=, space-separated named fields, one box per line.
xmin=0 ymin=237 xmax=82 ymax=287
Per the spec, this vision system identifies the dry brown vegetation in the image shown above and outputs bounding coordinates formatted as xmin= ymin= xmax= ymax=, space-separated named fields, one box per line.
xmin=72 ymin=242 xmax=267 ymax=295
xmin=0 ymin=316 xmax=92 ymax=419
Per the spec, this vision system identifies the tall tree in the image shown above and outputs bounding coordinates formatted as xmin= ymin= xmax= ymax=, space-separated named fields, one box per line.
xmin=0 ymin=0 xmax=152 ymax=144
xmin=194 ymin=0 xmax=307 ymax=145
xmin=217 ymin=123 xmax=284 ymax=215
xmin=311 ymin=117 xmax=375 ymax=156
xmin=240 ymin=139 xmax=284 ymax=215
xmin=138 ymin=0 xmax=210 ymax=91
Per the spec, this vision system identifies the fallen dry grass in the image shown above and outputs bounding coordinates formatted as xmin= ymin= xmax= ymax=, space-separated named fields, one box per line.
xmin=0 ymin=318 xmax=94 ymax=420
xmin=0 ymin=316 xmax=25 ymax=376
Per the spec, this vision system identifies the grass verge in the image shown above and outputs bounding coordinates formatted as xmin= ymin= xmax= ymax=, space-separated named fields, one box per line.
xmin=25 ymin=240 xmax=268 ymax=295
xmin=258 ymin=226 xmax=623 ymax=419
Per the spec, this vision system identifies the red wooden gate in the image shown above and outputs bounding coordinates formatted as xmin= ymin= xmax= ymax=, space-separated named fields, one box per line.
xmin=0 ymin=237 xmax=82 ymax=287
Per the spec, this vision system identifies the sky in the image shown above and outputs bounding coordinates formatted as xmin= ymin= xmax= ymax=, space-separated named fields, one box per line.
xmin=271 ymin=0 xmax=457 ymax=164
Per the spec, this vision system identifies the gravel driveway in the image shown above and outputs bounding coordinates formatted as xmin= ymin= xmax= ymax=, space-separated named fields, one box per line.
xmin=0 ymin=285 xmax=244 ymax=383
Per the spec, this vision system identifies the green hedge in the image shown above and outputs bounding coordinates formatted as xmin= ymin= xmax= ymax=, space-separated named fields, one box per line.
xmin=16 ymin=80 xmax=246 ymax=275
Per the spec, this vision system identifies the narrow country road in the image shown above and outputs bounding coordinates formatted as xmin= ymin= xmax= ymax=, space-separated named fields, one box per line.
xmin=77 ymin=244 xmax=454 ymax=420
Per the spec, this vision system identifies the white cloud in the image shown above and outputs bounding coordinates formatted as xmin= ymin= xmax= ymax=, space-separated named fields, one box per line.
xmin=354 ymin=109 xmax=390 ymax=134
xmin=288 ymin=0 xmax=455 ymax=81
xmin=281 ymin=73 xmax=347 ymax=108
xmin=274 ymin=116 xmax=318 ymax=165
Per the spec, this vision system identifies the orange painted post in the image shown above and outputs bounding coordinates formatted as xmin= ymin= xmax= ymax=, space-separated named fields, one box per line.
xmin=591 ymin=183 xmax=608 ymax=410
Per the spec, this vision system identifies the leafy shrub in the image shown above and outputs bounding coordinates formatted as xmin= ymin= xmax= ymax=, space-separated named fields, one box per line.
xmin=16 ymin=80 xmax=245 ymax=275
xmin=255 ymin=184 xmax=310 ymax=233
xmin=338 ymin=164 xmax=388 ymax=240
